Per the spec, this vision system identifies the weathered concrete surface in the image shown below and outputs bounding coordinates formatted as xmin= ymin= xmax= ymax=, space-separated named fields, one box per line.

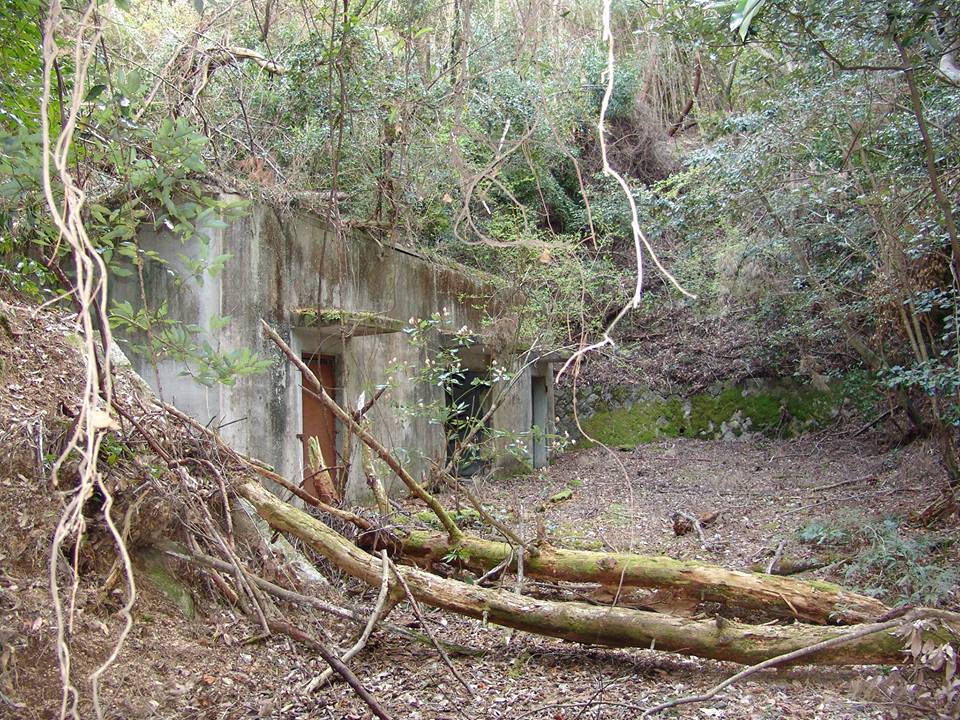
xmin=113 ymin=203 xmax=553 ymax=502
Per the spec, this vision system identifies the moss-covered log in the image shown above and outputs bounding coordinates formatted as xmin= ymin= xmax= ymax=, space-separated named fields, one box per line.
xmin=239 ymin=481 xmax=908 ymax=665
xmin=398 ymin=530 xmax=887 ymax=625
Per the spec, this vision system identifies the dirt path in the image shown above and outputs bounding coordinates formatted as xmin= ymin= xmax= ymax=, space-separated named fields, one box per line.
xmin=468 ymin=435 xmax=938 ymax=568
xmin=318 ymin=435 xmax=951 ymax=719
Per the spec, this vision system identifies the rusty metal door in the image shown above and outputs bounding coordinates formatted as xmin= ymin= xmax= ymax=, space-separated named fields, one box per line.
xmin=301 ymin=355 xmax=337 ymax=500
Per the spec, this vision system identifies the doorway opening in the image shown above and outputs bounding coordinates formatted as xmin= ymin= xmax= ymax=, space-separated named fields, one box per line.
xmin=531 ymin=374 xmax=549 ymax=468
xmin=300 ymin=354 xmax=338 ymax=501
xmin=445 ymin=370 xmax=489 ymax=477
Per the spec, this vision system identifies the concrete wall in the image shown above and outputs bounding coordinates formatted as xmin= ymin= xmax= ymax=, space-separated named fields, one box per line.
xmin=114 ymin=203 xmax=554 ymax=502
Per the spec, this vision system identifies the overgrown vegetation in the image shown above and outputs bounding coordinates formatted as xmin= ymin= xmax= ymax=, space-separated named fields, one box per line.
xmin=3 ymin=2 xmax=960 ymax=719
xmin=4 ymin=2 xmax=958 ymax=479
xmin=799 ymin=513 xmax=958 ymax=608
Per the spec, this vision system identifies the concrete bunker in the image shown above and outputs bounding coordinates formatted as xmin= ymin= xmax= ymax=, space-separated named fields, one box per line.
xmin=112 ymin=202 xmax=557 ymax=503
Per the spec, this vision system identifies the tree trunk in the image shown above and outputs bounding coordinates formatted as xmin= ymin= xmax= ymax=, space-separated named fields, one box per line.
xmin=239 ymin=481 xmax=909 ymax=666
xmin=396 ymin=530 xmax=888 ymax=625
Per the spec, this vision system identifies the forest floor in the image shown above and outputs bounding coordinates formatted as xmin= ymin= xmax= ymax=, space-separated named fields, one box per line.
xmin=2 ymin=297 xmax=957 ymax=719
xmin=6 ymin=433 xmax=956 ymax=719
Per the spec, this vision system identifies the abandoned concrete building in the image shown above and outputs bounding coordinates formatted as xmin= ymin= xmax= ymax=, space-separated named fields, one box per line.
xmin=113 ymin=202 xmax=556 ymax=503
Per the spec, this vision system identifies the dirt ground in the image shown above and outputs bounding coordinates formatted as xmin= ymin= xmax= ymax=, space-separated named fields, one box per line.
xmin=5 ymin=433 xmax=955 ymax=719
xmin=2 ymin=297 xmax=957 ymax=720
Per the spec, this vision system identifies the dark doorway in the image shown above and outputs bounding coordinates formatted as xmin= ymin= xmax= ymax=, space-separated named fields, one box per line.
xmin=531 ymin=375 xmax=548 ymax=468
xmin=301 ymin=354 xmax=338 ymax=500
xmin=445 ymin=370 xmax=489 ymax=477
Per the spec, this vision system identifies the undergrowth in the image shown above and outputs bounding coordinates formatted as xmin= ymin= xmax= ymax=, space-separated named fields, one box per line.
xmin=798 ymin=514 xmax=958 ymax=608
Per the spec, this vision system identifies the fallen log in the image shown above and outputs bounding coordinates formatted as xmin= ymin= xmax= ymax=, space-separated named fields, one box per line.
xmin=397 ymin=530 xmax=888 ymax=625
xmin=239 ymin=480 xmax=921 ymax=666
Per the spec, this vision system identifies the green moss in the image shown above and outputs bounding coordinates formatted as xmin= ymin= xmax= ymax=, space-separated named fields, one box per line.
xmin=415 ymin=507 xmax=482 ymax=528
xmin=579 ymin=381 xmax=840 ymax=450
xmin=549 ymin=488 xmax=573 ymax=503
xmin=293 ymin=307 xmax=403 ymax=333
xmin=138 ymin=550 xmax=195 ymax=618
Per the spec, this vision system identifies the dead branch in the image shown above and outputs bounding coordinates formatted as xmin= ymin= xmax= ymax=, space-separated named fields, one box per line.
xmin=160 ymin=399 xmax=373 ymax=532
xmin=668 ymin=54 xmax=702 ymax=137
xmin=386 ymin=556 xmax=474 ymax=696
xmin=164 ymin=545 xmax=477 ymax=656
xmin=673 ymin=510 xmax=709 ymax=548
xmin=809 ymin=475 xmax=877 ymax=493
xmin=267 ymin=620 xmax=393 ymax=720
xmin=398 ymin=528 xmax=888 ymax=625
xmin=308 ymin=550 xmax=396 ymax=690
xmin=192 ymin=45 xmax=286 ymax=99
xmin=240 ymin=479 xmax=927 ymax=665
xmin=766 ymin=540 xmax=786 ymax=575
xmin=166 ymin=545 xmax=354 ymax=622
xmin=362 ymin=445 xmax=393 ymax=517
xmin=639 ymin=608 xmax=960 ymax=718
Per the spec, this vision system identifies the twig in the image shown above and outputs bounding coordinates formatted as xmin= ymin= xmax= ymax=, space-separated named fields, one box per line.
xmin=267 ymin=620 xmax=393 ymax=720
xmin=208 ymin=513 xmax=271 ymax=634
xmin=668 ymin=55 xmax=701 ymax=136
xmin=386 ymin=557 xmax=474 ymax=697
xmin=166 ymin=546 xmax=482 ymax=655
xmin=435 ymin=464 xmax=532 ymax=552
xmin=852 ymin=409 xmax=892 ymax=437
xmin=766 ymin=540 xmax=786 ymax=575
xmin=183 ymin=536 xmax=240 ymax=604
xmin=676 ymin=511 xmax=709 ymax=548
xmin=475 ymin=550 xmax=514 ymax=585
xmin=809 ymin=475 xmax=876 ymax=493
xmin=160 ymin=399 xmax=373 ymax=531
xmin=639 ymin=608 xmax=952 ymax=718
xmin=166 ymin=545 xmax=351 ymax=621
xmin=781 ymin=492 xmax=862 ymax=516
xmin=308 ymin=549 xmax=395 ymax=690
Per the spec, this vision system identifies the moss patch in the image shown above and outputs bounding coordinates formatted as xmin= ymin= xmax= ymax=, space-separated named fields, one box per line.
xmin=579 ymin=382 xmax=839 ymax=450
xmin=293 ymin=307 xmax=403 ymax=334
xmin=138 ymin=549 xmax=195 ymax=618
xmin=416 ymin=507 xmax=483 ymax=528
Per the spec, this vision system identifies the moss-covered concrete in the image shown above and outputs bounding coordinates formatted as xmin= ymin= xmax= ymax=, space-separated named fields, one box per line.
xmin=292 ymin=306 xmax=404 ymax=334
xmin=578 ymin=381 xmax=839 ymax=449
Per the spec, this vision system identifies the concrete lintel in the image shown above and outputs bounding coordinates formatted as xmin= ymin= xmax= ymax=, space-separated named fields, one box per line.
xmin=292 ymin=306 xmax=404 ymax=337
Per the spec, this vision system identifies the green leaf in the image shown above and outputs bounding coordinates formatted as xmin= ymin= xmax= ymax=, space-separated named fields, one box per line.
xmin=84 ymin=84 xmax=107 ymax=102
xmin=730 ymin=0 xmax=767 ymax=41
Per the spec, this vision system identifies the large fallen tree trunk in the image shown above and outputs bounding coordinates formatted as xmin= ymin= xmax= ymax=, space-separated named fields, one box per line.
xmin=239 ymin=480 xmax=918 ymax=666
xmin=398 ymin=530 xmax=888 ymax=625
